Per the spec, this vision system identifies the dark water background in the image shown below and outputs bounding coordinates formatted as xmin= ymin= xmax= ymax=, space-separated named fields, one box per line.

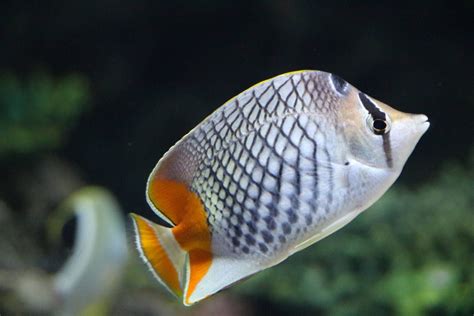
xmin=0 ymin=1 xmax=472 ymax=315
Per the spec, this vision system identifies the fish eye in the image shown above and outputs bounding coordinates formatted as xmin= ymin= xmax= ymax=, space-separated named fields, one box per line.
xmin=366 ymin=115 xmax=391 ymax=135
xmin=372 ymin=118 xmax=389 ymax=135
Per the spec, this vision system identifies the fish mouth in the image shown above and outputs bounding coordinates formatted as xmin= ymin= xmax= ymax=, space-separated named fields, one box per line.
xmin=417 ymin=114 xmax=429 ymax=123
xmin=415 ymin=114 xmax=430 ymax=134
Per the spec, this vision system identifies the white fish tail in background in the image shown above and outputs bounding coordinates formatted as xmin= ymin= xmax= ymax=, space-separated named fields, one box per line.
xmin=130 ymin=70 xmax=430 ymax=305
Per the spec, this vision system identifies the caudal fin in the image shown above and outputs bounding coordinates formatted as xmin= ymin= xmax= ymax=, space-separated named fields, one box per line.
xmin=133 ymin=178 xmax=270 ymax=305
xmin=130 ymin=213 xmax=186 ymax=297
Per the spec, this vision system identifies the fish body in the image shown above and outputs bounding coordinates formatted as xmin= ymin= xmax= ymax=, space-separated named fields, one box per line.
xmin=131 ymin=70 xmax=429 ymax=305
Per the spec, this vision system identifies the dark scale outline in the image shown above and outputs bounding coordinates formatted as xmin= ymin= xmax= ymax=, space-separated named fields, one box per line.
xmin=305 ymin=76 xmax=334 ymax=218
xmin=248 ymin=91 xmax=265 ymax=125
xmin=254 ymin=89 xmax=271 ymax=123
xmin=289 ymin=74 xmax=321 ymax=227
xmin=274 ymin=77 xmax=294 ymax=114
xmin=278 ymin=116 xmax=303 ymax=227
xmin=297 ymin=77 xmax=322 ymax=214
xmin=323 ymin=144 xmax=334 ymax=216
xmin=211 ymin=147 xmax=258 ymax=243
xmin=295 ymin=117 xmax=318 ymax=218
xmin=191 ymin=72 xmax=343 ymax=255
xmin=303 ymin=74 xmax=335 ymax=217
xmin=222 ymin=133 xmax=267 ymax=252
xmin=247 ymin=121 xmax=276 ymax=241
xmin=262 ymin=80 xmax=285 ymax=117
xmin=230 ymin=78 xmax=294 ymax=252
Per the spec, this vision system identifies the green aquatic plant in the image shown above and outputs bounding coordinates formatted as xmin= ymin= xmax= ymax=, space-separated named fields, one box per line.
xmin=0 ymin=71 xmax=90 ymax=157
xmin=236 ymin=152 xmax=474 ymax=315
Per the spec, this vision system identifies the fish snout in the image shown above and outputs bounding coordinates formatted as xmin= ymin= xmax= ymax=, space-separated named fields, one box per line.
xmin=414 ymin=114 xmax=430 ymax=134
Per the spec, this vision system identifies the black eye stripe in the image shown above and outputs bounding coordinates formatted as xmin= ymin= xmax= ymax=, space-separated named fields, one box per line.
xmin=358 ymin=92 xmax=386 ymax=121
xmin=358 ymin=92 xmax=393 ymax=167
xmin=330 ymin=73 xmax=349 ymax=95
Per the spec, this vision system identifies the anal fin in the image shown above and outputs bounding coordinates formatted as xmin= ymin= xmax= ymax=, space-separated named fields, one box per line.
xmin=181 ymin=249 xmax=213 ymax=305
xmin=183 ymin=255 xmax=265 ymax=305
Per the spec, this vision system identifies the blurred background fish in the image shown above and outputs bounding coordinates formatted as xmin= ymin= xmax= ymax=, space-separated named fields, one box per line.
xmin=0 ymin=1 xmax=472 ymax=315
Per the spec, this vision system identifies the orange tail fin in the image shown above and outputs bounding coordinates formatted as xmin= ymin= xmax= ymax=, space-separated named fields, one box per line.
xmin=131 ymin=213 xmax=185 ymax=297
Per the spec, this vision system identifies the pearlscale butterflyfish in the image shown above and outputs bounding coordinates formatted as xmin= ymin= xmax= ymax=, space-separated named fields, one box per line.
xmin=131 ymin=70 xmax=430 ymax=305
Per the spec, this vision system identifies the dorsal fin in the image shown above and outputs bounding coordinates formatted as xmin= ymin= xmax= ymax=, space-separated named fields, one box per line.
xmin=146 ymin=140 xmax=199 ymax=226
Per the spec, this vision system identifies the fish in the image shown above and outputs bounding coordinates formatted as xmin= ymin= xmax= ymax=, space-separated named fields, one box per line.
xmin=130 ymin=70 xmax=430 ymax=305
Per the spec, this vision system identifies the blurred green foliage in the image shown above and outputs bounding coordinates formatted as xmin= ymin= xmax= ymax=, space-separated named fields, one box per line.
xmin=237 ymin=153 xmax=474 ymax=315
xmin=0 ymin=71 xmax=90 ymax=157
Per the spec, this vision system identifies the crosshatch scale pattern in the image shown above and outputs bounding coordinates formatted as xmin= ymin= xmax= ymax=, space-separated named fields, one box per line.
xmin=180 ymin=71 xmax=343 ymax=258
